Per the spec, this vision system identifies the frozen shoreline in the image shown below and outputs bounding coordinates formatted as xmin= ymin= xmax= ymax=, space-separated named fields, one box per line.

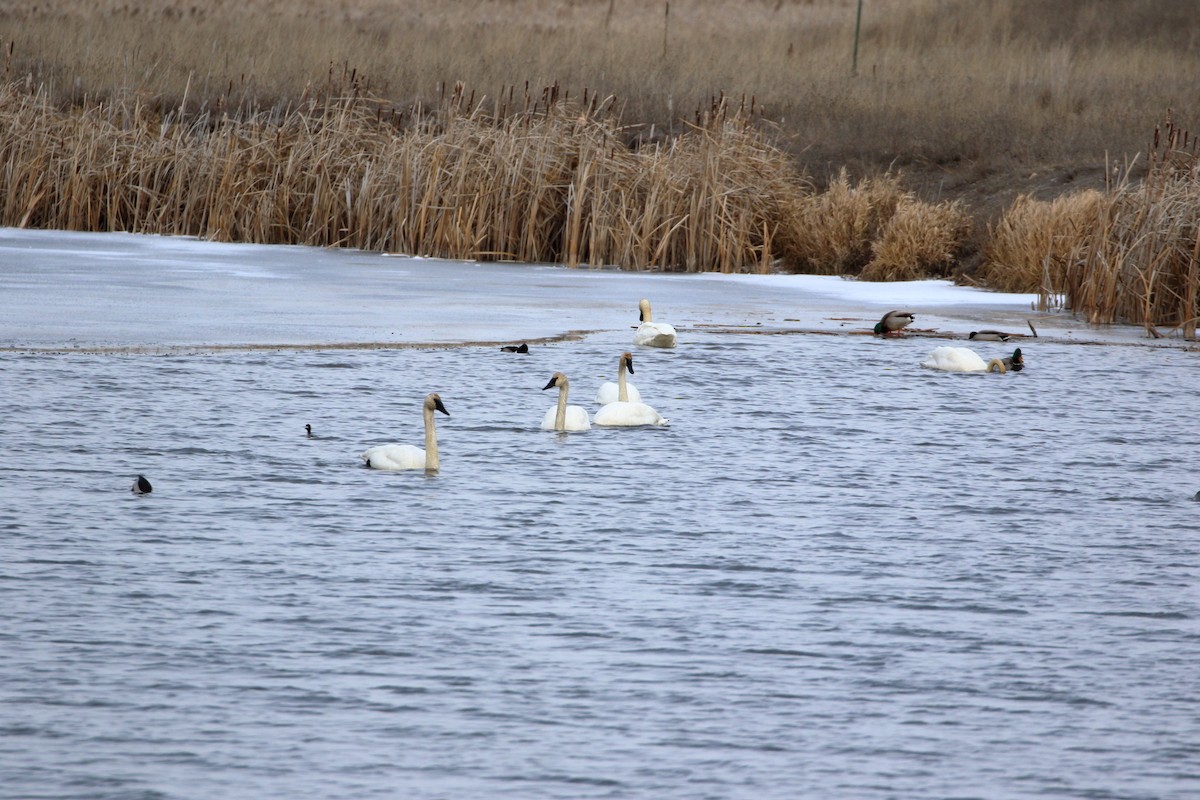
xmin=0 ymin=227 xmax=1169 ymax=351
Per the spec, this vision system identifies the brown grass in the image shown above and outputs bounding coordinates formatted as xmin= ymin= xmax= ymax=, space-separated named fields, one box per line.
xmin=979 ymin=117 xmax=1200 ymax=335
xmin=3 ymin=0 xmax=1198 ymax=175
xmin=0 ymin=78 xmax=821 ymax=272
xmin=2 ymin=0 xmax=1200 ymax=322
xmin=977 ymin=190 xmax=1106 ymax=297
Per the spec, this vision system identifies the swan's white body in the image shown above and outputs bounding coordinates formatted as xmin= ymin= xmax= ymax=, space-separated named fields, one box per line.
xmin=595 ymin=351 xmax=641 ymax=405
xmin=594 ymin=400 xmax=669 ymax=427
xmin=362 ymin=393 xmax=449 ymax=471
xmin=921 ymin=346 xmax=989 ymax=372
xmin=634 ymin=298 xmax=677 ymax=348
xmin=541 ymin=373 xmax=591 ymax=432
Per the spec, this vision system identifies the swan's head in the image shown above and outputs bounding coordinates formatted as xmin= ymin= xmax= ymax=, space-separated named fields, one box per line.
xmin=543 ymin=372 xmax=568 ymax=391
xmin=622 ymin=351 xmax=635 ymax=374
xmin=1010 ymin=348 xmax=1024 ymax=370
xmin=425 ymin=393 xmax=450 ymax=416
xmin=638 ymin=298 xmax=652 ymax=322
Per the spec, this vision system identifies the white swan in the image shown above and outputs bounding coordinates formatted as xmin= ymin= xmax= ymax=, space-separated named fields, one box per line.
xmin=594 ymin=398 xmax=670 ymax=427
xmin=361 ymin=393 xmax=449 ymax=471
xmin=634 ymin=298 xmax=677 ymax=348
xmin=921 ymin=346 xmax=989 ymax=372
xmin=541 ymin=372 xmax=591 ymax=432
xmin=595 ymin=351 xmax=642 ymax=405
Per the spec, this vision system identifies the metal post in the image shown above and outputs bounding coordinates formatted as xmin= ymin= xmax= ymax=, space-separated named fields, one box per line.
xmin=852 ymin=0 xmax=864 ymax=76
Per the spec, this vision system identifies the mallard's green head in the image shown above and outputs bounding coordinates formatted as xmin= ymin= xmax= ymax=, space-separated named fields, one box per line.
xmin=873 ymin=321 xmax=886 ymax=335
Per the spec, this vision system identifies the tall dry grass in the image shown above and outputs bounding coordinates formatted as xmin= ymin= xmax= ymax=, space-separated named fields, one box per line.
xmin=977 ymin=190 xmax=1106 ymax=298
xmin=3 ymin=0 xmax=1198 ymax=174
xmin=980 ymin=117 xmax=1200 ymax=336
xmin=0 ymin=78 xmax=823 ymax=272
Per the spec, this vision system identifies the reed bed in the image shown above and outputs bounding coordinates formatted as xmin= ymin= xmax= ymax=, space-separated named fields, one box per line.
xmin=0 ymin=79 xmax=830 ymax=272
xmin=980 ymin=118 xmax=1200 ymax=336
xmin=977 ymin=190 xmax=1105 ymax=297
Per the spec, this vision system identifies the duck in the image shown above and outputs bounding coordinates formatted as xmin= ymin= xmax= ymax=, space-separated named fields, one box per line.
xmin=541 ymin=372 xmax=591 ymax=432
xmin=634 ymin=298 xmax=677 ymax=348
xmin=595 ymin=351 xmax=642 ymax=405
xmin=305 ymin=423 xmax=314 ymax=438
xmin=874 ymin=310 xmax=915 ymax=337
xmin=501 ymin=343 xmax=529 ymax=353
xmin=969 ymin=330 xmax=1011 ymax=342
xmin=987 ymin=347 xmax=1025 ymax=373
xmin=131 ymin=475 xmax=152 ymax=495
xmin=361 ymin=393 xmax=450 ymax=472
xmin=921 ymin=346 xmax=990 ymax=372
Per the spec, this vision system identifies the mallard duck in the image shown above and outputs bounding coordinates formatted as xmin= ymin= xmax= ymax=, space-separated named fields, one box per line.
xmin=969 ymin=330 xmax=1011 ymax=342
xmin=1001 ymin=347 xmax=1024 ymax=372
xmin=986 ymin=347 xmax=1025 ymax=373
xmin=131 ymin=474 xmax=152 ymax=495
xmin=874 ymin=310 xmax=915 ymax=337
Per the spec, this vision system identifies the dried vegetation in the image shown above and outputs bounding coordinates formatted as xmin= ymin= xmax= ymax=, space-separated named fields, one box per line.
xmin=1 ymin=0 xmax=1199 ymax=328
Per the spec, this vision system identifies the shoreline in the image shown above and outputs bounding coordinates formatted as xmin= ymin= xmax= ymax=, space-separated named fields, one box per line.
xmin=2 ymin=227 xmax=1186 ymax=353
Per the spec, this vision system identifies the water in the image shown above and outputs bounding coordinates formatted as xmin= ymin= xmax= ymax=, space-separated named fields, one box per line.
xmin=2 ymin=330 xmax=1199 ymax=799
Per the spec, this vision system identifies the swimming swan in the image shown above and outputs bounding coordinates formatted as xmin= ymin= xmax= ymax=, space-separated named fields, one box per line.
xmin=595 ymin=351 xmax=642 ymax=405
xmin=874 ymin=310 xmax=915 ymax=337
xmin=921 ymin=346 xmax=989 ymax=372
xmin=922 ymin=346 xmax=1024 ymax=373
xmin=361 ymin=393 xmax=450 ymax=471
xmin=634 ymin=299 xmax=677 ymax=348
xmin=541 ymin=373 xmax=591 ymax=432
xmin=593 ymin=397 xmax=670 ymax=427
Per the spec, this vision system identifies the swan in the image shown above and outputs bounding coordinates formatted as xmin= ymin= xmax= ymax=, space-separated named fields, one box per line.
xmin=131 ymin=474 xmax=152 ymax=495
xmin=361 ymin=393 xmax=449 ymax=471
xmin=921 ymin=346 xmax=989 ymax=372
xmin=874 ymin=310 xmax=915 ymax=337
xmin=594 ymin=398 xmax=670 ymax=427
xmin=541 ymin=373 xmax=591 ymax=432
xmin=595 ymin=351 xmax=642 ymax=405
xmin=634 ymin=298 xmax=677 ymax=348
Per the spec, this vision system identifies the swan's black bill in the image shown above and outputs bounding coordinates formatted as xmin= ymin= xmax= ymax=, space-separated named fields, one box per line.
xmin=542 ymin=376 xmax=558 ymax=390
xmin=131 ymin=475 xmax=152 ymax=495
xmin=433 ymin=397 xmax=450 ymax=416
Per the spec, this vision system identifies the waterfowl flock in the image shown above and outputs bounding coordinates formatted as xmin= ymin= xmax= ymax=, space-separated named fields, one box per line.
xmin=131 ymin=299 xmax=1035 ymax=488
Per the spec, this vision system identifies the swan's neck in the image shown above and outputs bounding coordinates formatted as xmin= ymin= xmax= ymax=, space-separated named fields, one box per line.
xmin=423 ymin=405 xmax=440 ymax=471
xmin=555 ymin=381 xmax=569 ymax=431
xmin=617 ymin=360 xmax=629 ymax=402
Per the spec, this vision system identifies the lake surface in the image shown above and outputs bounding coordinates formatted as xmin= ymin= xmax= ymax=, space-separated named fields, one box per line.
xmin=2 ymin=231 xmax=1200 ymax=799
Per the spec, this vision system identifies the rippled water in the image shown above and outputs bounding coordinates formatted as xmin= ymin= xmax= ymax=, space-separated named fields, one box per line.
xmin=3 ymin=331 xmax=1199 ymax=799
